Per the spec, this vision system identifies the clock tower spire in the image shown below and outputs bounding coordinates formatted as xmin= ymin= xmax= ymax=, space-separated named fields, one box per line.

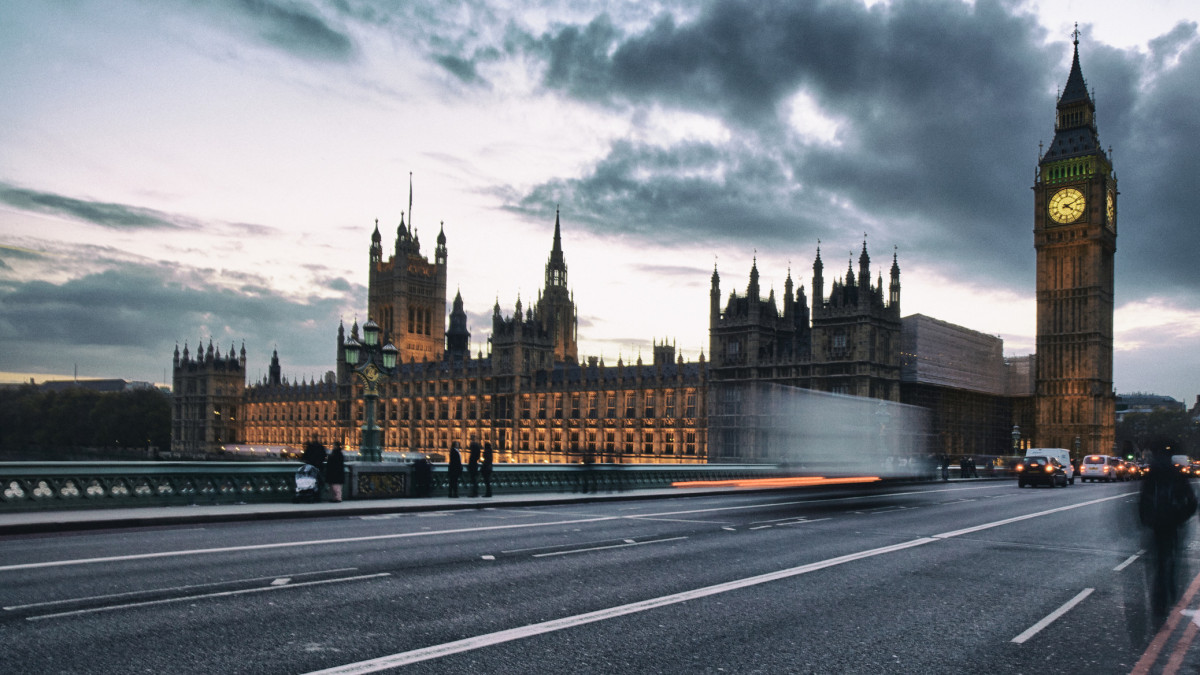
xmin=1032 ymin=27 xmax=1117 ymax=459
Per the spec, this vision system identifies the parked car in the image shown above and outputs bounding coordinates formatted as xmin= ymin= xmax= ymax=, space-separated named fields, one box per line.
xmin=1016 ymin=456 xmax=1068 ymax=488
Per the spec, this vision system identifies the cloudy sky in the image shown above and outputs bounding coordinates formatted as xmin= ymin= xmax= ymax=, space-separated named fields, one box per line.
xmin=1 ymin=0 xmax=1198 ymax=403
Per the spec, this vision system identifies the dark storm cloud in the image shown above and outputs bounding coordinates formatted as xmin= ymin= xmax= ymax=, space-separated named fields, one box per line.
xmin=0 ymin=256 xmax=364 ymax=383
xmin=506 ymin=0 xmax=1200 ymax=306
xmin=1114 ymin=23 xmax=1200 ymax=301
xmin=0 ymin=183 xmax=200 ymax=231
xmin=510 ymin=0 xmax=1053 ymax=279
xmin=200 ymin=0 xmax=357 ymax=62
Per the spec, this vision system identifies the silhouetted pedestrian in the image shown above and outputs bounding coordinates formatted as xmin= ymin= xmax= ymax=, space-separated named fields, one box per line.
xmin=482 ymin=441 xmax=494 ymax=497
xmin=302 ymin=439 xmax=328 ymax=495
xmin=580 ymin=450 xmax=596 ymax=493
xmin=467 ymin=434 xmax=481 ymax=497
xmin=447 ymin=441 xmax=463 ymax=498
xmin=325 ymin=443 xmax=345 ymax=502
xmin=413 ymin=455 xmax=433 ymax=497
xmin=1139 ymin=438 xmax=1197 ymax=621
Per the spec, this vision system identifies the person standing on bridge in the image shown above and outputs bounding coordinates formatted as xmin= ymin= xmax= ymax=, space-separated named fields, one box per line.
xmin=325 ymin=442 xmax=345 ymax=502
xmin=1139 ymin=437 xmax=1197 ymax=620
xmin=447 ymin=441 xmax=463 ymax=498
xmin=467 ymin=435 xmax=482 ymax=497
xmin=481 ymin=441 xmax=494 ymax=497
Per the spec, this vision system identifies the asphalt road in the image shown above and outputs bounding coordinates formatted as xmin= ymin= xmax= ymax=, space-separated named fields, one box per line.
xmin=0 ymin=480 xmax=1186 ymax=674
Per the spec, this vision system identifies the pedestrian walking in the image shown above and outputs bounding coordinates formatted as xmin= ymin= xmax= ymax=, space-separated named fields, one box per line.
xmin=1139 ymin=437 xmax=1197 ymax=621
xmin=482 ymin=441 xmax=494 ymax=497
xmin=447 ymin=441 xmax=463 ymax=498
xmin=467 ymin=434 xmax=481 ymax=497
xmin=325 ymin=443 xmax=345 ymax=502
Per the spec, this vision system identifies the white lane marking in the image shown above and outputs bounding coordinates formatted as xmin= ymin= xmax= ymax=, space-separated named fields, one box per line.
xmin=1011 ymin=588 xmax=1094 ymax=644
xmin=480 ymin=555 xmax=495 ymax=561
xmin=933 ymin=493 xmax=1133 ymax=539
xmin=1114 ymin=550 xmax=1144 ymax=572
xmin=302 ymin=538 xmax=938 ymax=675
xmin=307 ymin=492 xmax=1132 ymax=673
xmin=626 ymin=516 xmax=730 ymax=524
xmin=26 ymin=573 xmax=391 ymax=621
xmin=4 ymin=487 xmax=1122 ymax=574
xmin=501 ymin=536 xmax=635 ymax=554
xmin=721 ymin=527 xmax=736 ymax=531
xmin=1 ymin=567 xmax=360 ymax=611
xmin=271 ymin=578 xmax=291 ymax=586
xmin=531 ymin=536 xmax=687 ymax=558
xmin=620 ymin=485 xmax=1002 ymax=521
xmin=0 ymin=516 xmax=623 ymax=572
xmin=778 ymin=518 xmax=831 ymax=526
xmin=749 ymin=526 xmax=772 ymax=530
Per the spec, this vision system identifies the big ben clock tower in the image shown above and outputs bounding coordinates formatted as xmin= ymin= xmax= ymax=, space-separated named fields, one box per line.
xmin=1033 ymin=28 xmax=1117 ymax=457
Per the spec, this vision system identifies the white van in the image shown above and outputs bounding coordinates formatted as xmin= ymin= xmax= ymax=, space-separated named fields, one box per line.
xmin=1026 ymin=448 xmax=1074 ymax=484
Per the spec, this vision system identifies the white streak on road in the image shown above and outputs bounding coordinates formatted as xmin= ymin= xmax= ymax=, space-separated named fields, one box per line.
xmin=0 ymin=517 xmax=622 ymax=572
xmin=1114 ymin=550 xmax=1144 ymax=572
xmin=2 ymin=567 xmax=359 ymax=611
xmin=25 ymin=573 xmax=391 ymax=621
xmin=933 ymin=493 xmax=1133 ymax=539
xmin=1011 ymin=588 xmax=1094 ymax=644
xmin=305 ymin=491 xmax=1135 ymax=673
xmin=302 ymin=539 xmax=938 ymax=674
xmin=531 ymin=536 xmax=687 ymax=557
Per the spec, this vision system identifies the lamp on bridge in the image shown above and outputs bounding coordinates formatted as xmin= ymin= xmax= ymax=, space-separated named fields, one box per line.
xmin=342 ymin=319 xmax=398 ymax=463
xmin=1011 ymin=425 xmax=1021 ymax=454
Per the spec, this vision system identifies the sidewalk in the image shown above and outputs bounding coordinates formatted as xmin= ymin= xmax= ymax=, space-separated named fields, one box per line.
xmin=0 ymin=486 xmax=746 ymax=536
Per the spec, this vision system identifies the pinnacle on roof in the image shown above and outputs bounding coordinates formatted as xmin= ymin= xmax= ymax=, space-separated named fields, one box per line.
xmin=1059 ymin=24 xmax=1091 ymax=107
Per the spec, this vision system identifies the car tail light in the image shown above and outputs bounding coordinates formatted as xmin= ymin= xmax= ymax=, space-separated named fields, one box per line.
xmin=1016 ymin=464 xmax=1024 ymax=472
xmin=1045 ymin=465 xmax=1054 ymax=473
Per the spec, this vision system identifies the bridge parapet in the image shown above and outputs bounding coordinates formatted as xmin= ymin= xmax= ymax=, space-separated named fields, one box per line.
xmin=0 ymin=462 xmax=789 ymax=511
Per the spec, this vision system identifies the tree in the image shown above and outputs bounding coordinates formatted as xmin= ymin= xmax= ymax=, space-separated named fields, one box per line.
xmin=1117 ymin=409 xmax=1200 ymax=459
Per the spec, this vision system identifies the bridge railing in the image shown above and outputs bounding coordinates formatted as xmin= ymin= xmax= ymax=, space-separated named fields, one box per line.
xmin=0 ymin=462 xmax=809 ymax=511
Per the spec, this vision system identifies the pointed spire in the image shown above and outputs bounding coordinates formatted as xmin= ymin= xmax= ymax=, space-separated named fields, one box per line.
xmin=1059 ymin=23 xmax=1090 ymax=106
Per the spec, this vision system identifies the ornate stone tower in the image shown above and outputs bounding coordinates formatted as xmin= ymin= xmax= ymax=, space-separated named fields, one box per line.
xmin=366 ymin=178 xmax=448 ymax=363
xmin=1033 ymin=30 xmax=1117 ymax=456
xmin=171 ymin=339 xmax=247 ymax=455
xmin=536 ymin=208 xmax=579 ymax=364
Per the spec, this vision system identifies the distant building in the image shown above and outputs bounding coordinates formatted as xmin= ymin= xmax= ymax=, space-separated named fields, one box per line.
xmin=38 ymin=379 xmax=157 ymax=393
xmin=1114 ymin=392 xmax=1186 ymax=423
xmin=899 ymin=315 xmax=1034 ymax=456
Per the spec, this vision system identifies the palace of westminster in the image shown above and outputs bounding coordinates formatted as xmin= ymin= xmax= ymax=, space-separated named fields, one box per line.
xmin=172 ymin=37 xmax=1117 ymax=465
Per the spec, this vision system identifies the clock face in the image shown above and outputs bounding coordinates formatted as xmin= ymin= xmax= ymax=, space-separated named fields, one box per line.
xmin=1106 ymin=191 xmax=1115 ymax=230
xmin=1048 ymin=187 xmax=1086 ymax=224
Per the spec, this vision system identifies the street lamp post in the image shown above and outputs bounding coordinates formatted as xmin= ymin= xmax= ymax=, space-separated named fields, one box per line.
xmin=342 ymin=320 xmax=398 ymax=463
xmin=1011 ymin=425 xmax=1021 ymax=454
